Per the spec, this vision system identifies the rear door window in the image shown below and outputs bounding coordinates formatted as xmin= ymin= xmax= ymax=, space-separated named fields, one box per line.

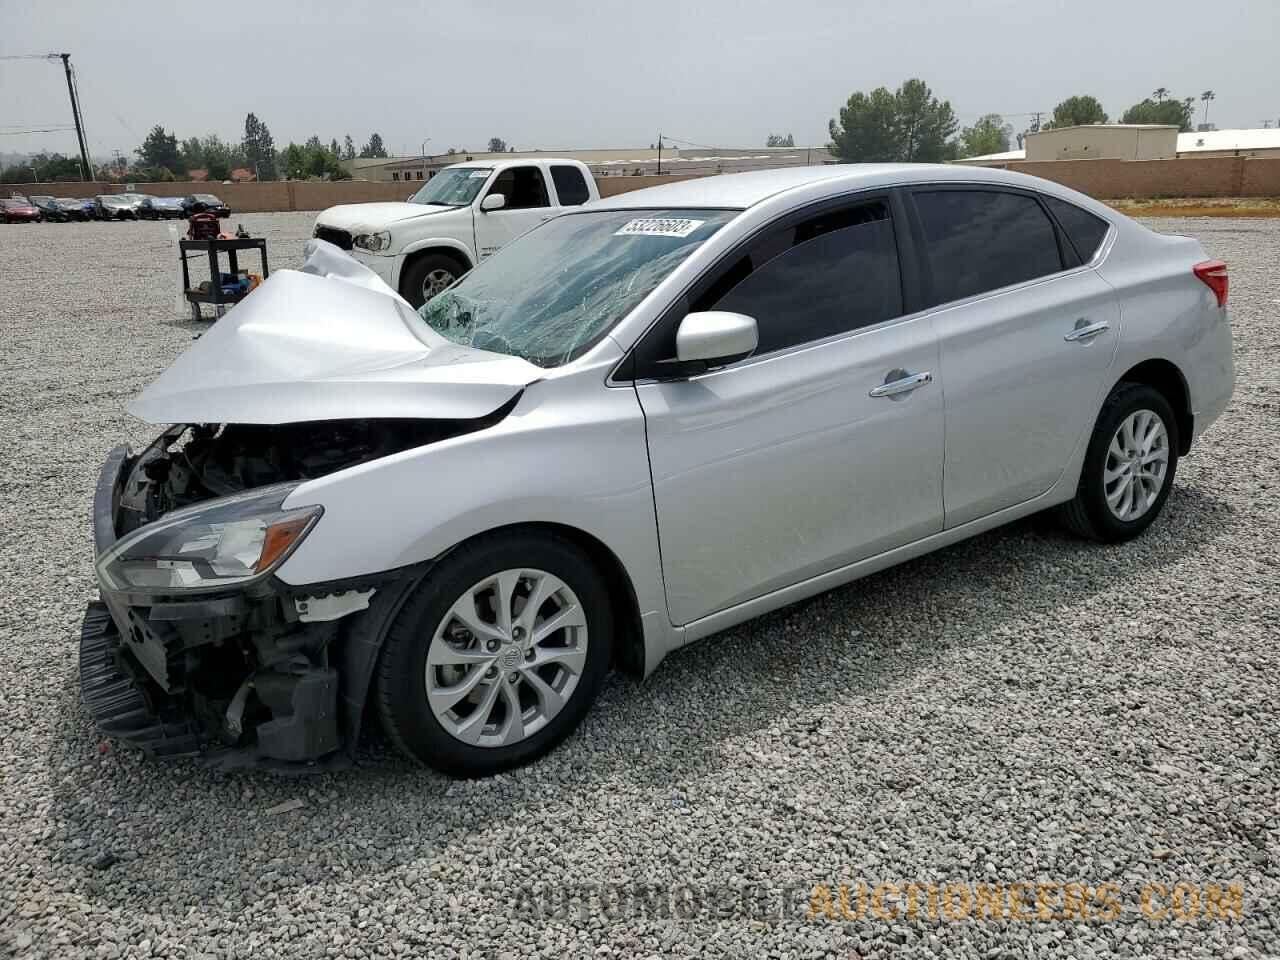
xmin=912 ymin=189 xmax=1064 ymax=307
xmin=550 ymin=165 xmax=590 ymax=206
xmin=1042 ymin=196 xmax=1110 ymax=263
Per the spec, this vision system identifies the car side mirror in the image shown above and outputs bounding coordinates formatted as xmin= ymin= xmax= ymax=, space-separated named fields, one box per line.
xmin=677 ymin=311 xmax=758 ymax=365
xmin=480 ymin=193 xmax=506 ymax=212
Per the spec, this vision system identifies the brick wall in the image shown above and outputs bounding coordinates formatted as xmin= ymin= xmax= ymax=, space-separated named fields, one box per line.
xmin=5 ymin=159 xmax=1278 ymax=212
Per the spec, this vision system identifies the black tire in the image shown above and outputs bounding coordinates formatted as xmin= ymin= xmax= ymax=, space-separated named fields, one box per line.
xmin=400 ymin=252 xmax=465 ymax=309
xmin=375 ymin=532 xmax=613 ymax=777
xmin=1058 ymin=382 xmax=1179 ymax=542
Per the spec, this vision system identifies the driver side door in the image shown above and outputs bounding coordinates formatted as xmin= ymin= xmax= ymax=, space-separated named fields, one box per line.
xmin=473 ymin=166 xmax=556 ymax=261
xmin=630 ymin=195 xmax=944 ymax=626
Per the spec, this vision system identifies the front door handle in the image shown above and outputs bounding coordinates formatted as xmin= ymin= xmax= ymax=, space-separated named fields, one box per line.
xmin=869 ymin=370 xmax=933 ymax=398
xmin=1064 ymin=319 xmax=1110 ymax=342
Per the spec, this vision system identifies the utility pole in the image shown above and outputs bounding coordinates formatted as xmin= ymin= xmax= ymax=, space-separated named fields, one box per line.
xmin=656 ymin=133 xmax=662 ymax=176
xmin=58 ymin=54 xmax=93 ymax=181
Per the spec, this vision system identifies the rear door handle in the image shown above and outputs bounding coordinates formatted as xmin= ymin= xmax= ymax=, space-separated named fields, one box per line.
xmin=869 ymin=370 xmax=933 ymax=398
xmin=1064 ymin=319 xmax=1110 ymax=342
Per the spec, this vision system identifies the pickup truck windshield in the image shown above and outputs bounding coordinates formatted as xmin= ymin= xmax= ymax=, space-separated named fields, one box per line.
xmin=418 ymin=208 xmax=737 ymax=367
xmin=409 ymin=168 xmax=491 ymax=207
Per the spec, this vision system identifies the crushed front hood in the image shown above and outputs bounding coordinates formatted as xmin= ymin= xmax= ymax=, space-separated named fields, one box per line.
xmin=315 ymin=202 xmax=455 ymax=232
xmin=129 ymin=241 xmax=539 ymax=426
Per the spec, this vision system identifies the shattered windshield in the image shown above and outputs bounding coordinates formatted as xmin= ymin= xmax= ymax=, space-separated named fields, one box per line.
xmin=417 ymin=208 xmax=737 ymax=368
xmin=408 ymin=167 xmax=492 ymax=206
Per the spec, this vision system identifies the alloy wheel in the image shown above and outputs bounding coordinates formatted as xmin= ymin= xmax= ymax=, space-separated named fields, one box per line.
xmin=424 ymin=569 xmax=588 ymax=747
xmin=422 ymin=268 xmax=455 ymax=302
xmin=1104 ymin=409 xmax=1169 ymax=521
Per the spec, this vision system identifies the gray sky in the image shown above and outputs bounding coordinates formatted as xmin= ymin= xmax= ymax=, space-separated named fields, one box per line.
xmin=2 ymin=0 xmax=1277 ymax=161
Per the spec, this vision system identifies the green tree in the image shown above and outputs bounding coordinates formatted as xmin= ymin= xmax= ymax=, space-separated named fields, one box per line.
xmin=180 ymin=136 xmax=204 ymax=172
xmin=281 ymin=143 xmax=307 ymax=180
xmin=1121 ymin=94 xmax=1196 ymax=131
xmin=136 ymin=125 xmax=184 ymax=175
xmin=959 ymin=114 xmax=1013 ymax=157
xmin=487 ymin=137 xmax=507 ymax=153
xmin=359 ymin=133 xmax=388 ymax=158
xmin=766 ymin=133 xmax=795 ymax=147
xmin=1044 ymin=95 xmax=1108 ymax=129
xmin=828 ymin=78 xmax=957 ymax=162
xmin=343 ymin=135 xmax=356 ymax=160
xmin=242 ymin=113 xmax=278 ymax=181
xmin=198 ymin=134 xmax=244 ymax=181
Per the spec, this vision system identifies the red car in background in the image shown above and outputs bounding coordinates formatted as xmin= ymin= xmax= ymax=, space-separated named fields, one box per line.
xmin=1 ymin=198 xmax=41 ymax=223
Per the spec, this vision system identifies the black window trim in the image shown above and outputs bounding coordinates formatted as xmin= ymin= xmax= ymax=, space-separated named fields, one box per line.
xmin=902 ymin=183 xmax=1105 ymax=313
xmin=616 ymin=187 xmax=925 ymax=384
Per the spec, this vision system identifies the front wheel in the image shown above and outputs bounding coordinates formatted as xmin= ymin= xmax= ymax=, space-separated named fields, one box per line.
xmin=1058 ymin=382 xmax=1179 ymax=542
xmin=400 ymin=253 xmax=464 ymax=310
xmin=375 ymin=532 xmax=613 ymax=776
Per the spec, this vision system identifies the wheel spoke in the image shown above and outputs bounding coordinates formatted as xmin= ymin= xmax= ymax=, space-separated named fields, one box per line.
xmin=428 ymin=644 xmax=496 ymax=667
xmin=451 ymin=678 xmax=504 ymax=745
xmin=493 ymin=570 xmax=522 ymax=637
xmin=427 ymin=663 xmax=491 ymax=712
xmin=521 ymin=669 xmax=566 ymax=716
xmin=1108 ymin=437 xmax=1127 ymax=462
xmin=1143 ymin=447 xmax=1169 ymax=466
xmin=527 ymin=643 xmax=588 ymax=676
xmin=534 ymin=602 xmax=587 ymax=643
xmin=446 ymin=595 xmax=505 ymax=645
xmin=1104 ymin=461 xmax=1128 ymax=483
xmin=1106 ymin=473 xmax=1132 ymax=507
xmin=517 ymin=573 xmax=558 ymax=637
xmin=497 ymin=682 xmax=526 ymax=746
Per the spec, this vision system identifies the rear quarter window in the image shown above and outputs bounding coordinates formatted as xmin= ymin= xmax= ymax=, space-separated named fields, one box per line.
xmin=550 ymin=165 xmax=590 ymax=206
xmin=1043 ymin=196 xmax=1111 ymax=263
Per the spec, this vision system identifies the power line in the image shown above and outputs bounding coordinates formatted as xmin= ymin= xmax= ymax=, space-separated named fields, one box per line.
xmin=0 ymin=127 xmax=78 ymax=136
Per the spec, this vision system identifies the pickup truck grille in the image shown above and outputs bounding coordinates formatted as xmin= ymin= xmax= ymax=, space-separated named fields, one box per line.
xmin=314 ymin=226 xmax=353 ymax=250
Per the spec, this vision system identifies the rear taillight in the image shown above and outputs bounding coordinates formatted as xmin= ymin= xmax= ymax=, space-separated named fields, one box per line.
xmin=1194 ymin=260 xmax=1228 ymax=308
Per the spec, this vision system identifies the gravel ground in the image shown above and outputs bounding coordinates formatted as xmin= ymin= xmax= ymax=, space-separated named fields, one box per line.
xmin=1 ymin=214 xmax=1277 ymax=959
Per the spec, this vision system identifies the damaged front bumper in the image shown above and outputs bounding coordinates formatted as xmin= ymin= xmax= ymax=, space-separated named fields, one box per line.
xmin=80 ymin=444 xmax=417 ymax=772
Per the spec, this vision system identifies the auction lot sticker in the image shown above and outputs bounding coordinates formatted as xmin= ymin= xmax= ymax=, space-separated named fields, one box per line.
xmin=615 ymin=218 xmax=706 ymax=238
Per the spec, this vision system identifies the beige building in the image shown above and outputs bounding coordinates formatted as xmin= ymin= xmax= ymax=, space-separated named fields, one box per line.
xmin=346 ymin=146 xmax=835 ymax=183
xmin=1024 ymin=124 xmax=1179 ymax=162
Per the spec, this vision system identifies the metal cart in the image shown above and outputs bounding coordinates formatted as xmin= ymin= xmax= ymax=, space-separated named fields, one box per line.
xmin=180 ymin=237 xmax=269 ymax=321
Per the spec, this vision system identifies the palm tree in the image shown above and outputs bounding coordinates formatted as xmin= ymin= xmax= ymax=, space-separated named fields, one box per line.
xmin=1201 ymin=90 xmax=1216 ymax=126
xmin=1153 ymin=87 xmax=1170 ymax=102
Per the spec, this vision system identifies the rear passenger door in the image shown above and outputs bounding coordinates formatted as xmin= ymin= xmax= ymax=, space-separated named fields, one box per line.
xmin=906 ymin=187 xmax=1119 ymax=527
xmin=632 ymin=196 xmax=944 ymax=625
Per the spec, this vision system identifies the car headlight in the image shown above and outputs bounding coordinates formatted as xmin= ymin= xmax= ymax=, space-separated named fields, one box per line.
xmin=97 ymin=483 xmax=322 ymax=595
xmin=353 ymin=231 xmax=392 ymax=253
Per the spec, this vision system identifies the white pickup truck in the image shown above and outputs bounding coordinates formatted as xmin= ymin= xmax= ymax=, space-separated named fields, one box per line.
xmin=313 ymin=158 xmax=599 ymax=307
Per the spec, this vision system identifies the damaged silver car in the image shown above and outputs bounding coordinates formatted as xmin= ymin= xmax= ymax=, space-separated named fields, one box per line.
xmin=82 ymin=166 xmax=1233 ymax=776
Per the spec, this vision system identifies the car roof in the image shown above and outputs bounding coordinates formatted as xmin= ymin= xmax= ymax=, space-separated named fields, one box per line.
xmin=591 ymin=163 xmax=1086 ymax=210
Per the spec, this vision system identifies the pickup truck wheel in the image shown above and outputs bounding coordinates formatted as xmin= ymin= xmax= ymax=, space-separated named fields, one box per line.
xmin=401 ymin=254 xmax=463 ymax=309
xmin=375 ymin=532 xmax=613 ymax=777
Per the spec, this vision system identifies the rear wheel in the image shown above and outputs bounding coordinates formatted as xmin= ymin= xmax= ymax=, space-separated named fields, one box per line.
xmin=400 ymin=253 xmax=465 ymax=309
xmin=1058 ymin=382 xmax=1179 ymax=542
xmin=375 ymin=532 xmax=612 ymax=776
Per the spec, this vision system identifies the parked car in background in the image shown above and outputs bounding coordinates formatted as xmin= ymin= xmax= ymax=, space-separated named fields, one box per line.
xmin=181 ymin=193 xmax=230 ymax=218
xmin=0 ymin=198 xmax=41 ymax=223
xmin=56 ymin=197 xmax=92 ymax=221
xmin=140 ymin=196 xmax=185 ymax=220
xmin=312 ymin=158 xmax=600 ymax=307
xmin=94 ymin=195 xmax=142 ymax=220
xmin=80 ymin=166 xmax=1234 ymax=777
xmin=29 ymin=196 xmax=70 ymax=222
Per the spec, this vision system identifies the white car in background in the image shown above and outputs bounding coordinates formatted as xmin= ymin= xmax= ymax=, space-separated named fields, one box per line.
xmin=83 ymin=165 xmax=1233 ymax=777
xmin=313 ymin=158 xmax=599 ymax=307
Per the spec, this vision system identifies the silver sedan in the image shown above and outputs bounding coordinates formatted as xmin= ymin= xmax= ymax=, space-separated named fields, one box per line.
xmin=85 ymin=164 xmax=1234 ymax=776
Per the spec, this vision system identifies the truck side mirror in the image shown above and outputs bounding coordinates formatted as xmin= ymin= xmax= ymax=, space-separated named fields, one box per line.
xmin=480 ymin=193 xmax=506 ymax=212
